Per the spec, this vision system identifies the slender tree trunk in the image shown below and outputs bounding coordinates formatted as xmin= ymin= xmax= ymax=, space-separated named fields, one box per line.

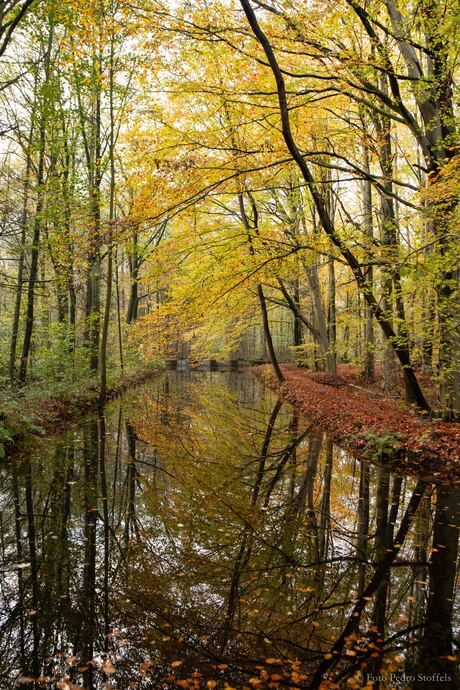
xmin=126 ymin=234 xmax=139 ymax=324
xmin=357 ymin=460 xmax=370 ymax=595
xmin=60 ymin=105 xmax=77 ymax=355
xmin=375 ymin=76 xmax=401 ymax=394
xmin=98 ymin=413 xmax=110 ymax=659
xmin=305 ymin=262 xmax=334 ymax=372
xmin=81 ymin=420 xmax=98 ymax=690
xmin=361 ymin=142 xmax=375 ymax=382
xmin=327 ymin=258 xmax=336 ymax=370
xmin=125 ymin=422 xmax=138 ymax=544
xmin=80 ymin=41 xmax=103 ymax=375
xmin=292 ymin=278 xmax=302 ymax=348
xmin=115 ymin=246 xmax=124 ymax=372
xmin=372 ymin=467 xmax=390 ymax=637
xmin=12 ymin=464 xmax=26 ymax=668
xmin=18 ymin=29 xmax=53 ymax=383
xmin=10 ymin=139 xmax=32 ymax=382
xmin=238 ymin=192 xmax=284 ymax=381
xmin=257 ymin=284 xmax=284 ymax=382
xmin=24 ymin=456 xmax=40 ymax=679
xmin=99 ymin=30 xmax=116 ymax=405
xmin=87 ymin=98 xmax=102 ymax=374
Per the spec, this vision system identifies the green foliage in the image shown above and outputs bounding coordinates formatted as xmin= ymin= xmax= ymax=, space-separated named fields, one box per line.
xmin=33 ymin=322 xmax=83 ymax=382
xmin=358 ymin=429 xmax=402 ymax=461
xmin=0 ymin=421 xmax=13 ymax=458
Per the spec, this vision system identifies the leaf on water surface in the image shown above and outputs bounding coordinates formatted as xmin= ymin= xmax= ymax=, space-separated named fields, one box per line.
xmin=102 ymin=659 xmax=116 ymax=674
xmin=140 ymin=659 xmax=154 ymax=674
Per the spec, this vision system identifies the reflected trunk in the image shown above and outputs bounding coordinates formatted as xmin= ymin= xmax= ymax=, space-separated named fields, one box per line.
xmin=417 ymin=487 xmax=460 ymax=688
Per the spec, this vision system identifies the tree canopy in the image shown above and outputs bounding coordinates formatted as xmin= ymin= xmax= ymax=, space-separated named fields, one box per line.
xmin=0 ymin=0 xmax=459 ymax=417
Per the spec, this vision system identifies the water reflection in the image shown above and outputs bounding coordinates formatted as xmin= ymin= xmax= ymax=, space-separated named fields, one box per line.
xmin=0 ymin=370 xmax=458 ymax=689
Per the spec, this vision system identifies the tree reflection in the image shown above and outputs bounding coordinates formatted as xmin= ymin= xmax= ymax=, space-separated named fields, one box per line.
xmin=0 ymin=370 xmax=457 ymax=689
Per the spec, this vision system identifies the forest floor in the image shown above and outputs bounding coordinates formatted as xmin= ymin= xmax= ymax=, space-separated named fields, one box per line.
xmin=256 ymin=364 xmax=460 ymax=485
xmin=1 ymin=361 xmax=161 ymax=458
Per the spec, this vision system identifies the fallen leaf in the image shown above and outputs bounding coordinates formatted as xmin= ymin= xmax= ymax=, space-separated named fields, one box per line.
xmin=102 ymin=659 xmax=116 ymax=674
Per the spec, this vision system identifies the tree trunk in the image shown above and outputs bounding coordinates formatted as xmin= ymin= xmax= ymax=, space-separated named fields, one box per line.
xmin=327 ymin=258 xmax=337 ymax=370
xmin=99 ymin=32 xmax=116 ymax=405
xmin=257 ymin=284 xmax=284 ymax=382
xmin=292 ymin=278 xmax=302 ymax=348
xmin=361 ymin=143 xmax=375 ymax=382
xmin=18 ymin=28 xmax=53 ymax=383
xmin=357 ymin=460 xmax=370 ymax=595
xmin=239 ymin=192 xmax=284 ymax=382
xmin=418 ymin=487 xmax=460 ymax=688
xmin=10 ymin=137 xmax=33 ymax=382
xmin=305 ymin=260 xmax=335 ymax=373
xmin=126 ymin=234 xmax=140 ymax=323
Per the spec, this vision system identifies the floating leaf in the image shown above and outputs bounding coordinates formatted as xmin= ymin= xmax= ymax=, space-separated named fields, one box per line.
xmin=102 ymin=659 xmax=116 ymax=674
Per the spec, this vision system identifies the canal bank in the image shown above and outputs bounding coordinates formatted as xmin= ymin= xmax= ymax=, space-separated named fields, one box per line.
xmin=256 ymin=364 xmax=460 ymax=485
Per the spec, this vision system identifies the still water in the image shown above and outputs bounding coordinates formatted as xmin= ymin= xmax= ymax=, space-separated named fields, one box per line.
xmin=0 ymin=370 xmax=458 ymax=689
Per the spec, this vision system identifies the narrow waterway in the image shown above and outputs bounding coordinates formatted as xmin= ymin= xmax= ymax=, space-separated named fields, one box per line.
xmin=0 ymin=370 xmax=458 ymax=689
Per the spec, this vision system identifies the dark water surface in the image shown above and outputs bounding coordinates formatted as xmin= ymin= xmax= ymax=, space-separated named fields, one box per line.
xmin=0 ymin=370 xmax=458 ymax=689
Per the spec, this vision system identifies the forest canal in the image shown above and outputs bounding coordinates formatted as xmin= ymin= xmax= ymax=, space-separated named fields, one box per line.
xmin=1 ymin=370 xmax=458 ymax=690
